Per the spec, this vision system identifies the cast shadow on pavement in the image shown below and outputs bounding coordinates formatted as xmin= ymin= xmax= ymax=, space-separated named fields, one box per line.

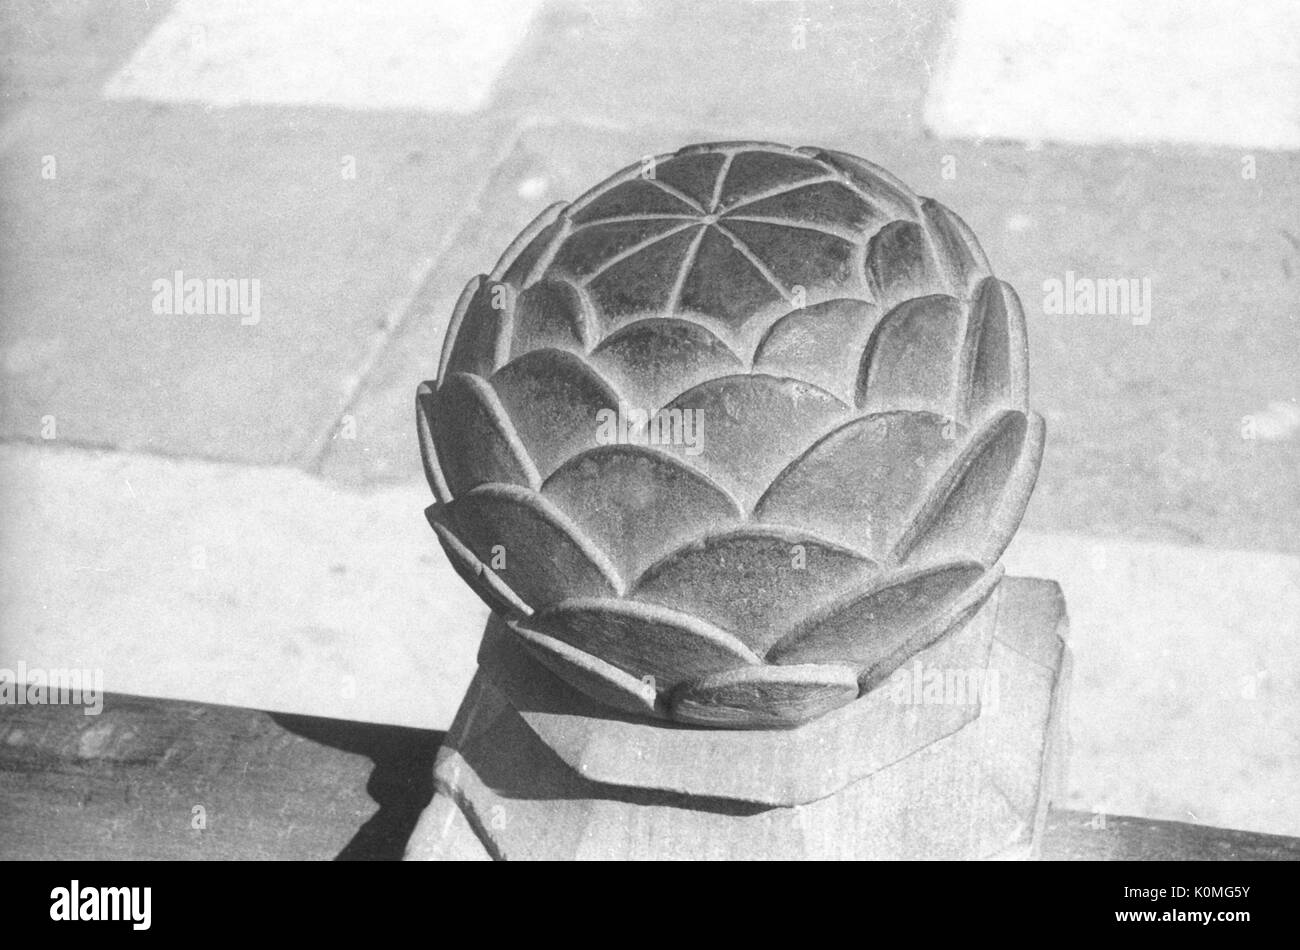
xmin=272 ymin=713 xmax=446 ymax=861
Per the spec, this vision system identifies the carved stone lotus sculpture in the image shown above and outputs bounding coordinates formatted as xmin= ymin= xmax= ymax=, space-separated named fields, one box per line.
xmin=418 ymin=142 xmax=1044 ymax=729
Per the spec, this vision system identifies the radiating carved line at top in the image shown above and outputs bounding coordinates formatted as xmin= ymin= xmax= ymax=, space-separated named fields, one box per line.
xmin=664 ymin=225 xmax=708 ymax=318
xmin=718 ymin=174 xmax=842 ymax=213
xmin=645 ymin=176 xmax=708 ymax=214
xmin=713 ymin=224 xmax=792 ymax=301
xmin=554 ymin=144 xmax=887 ymax=240
xmin=578 ymin=220 xmax=700 ymax=284
xmin=720 ymin=214 xmax=865 ymax=245
xmin=708 ymin=151 xmax=736 ymax=213
xmin=801 ymin=151 xmax=913 ymax=222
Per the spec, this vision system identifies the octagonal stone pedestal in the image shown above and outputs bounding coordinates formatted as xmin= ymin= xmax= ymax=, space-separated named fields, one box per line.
xmin=406 ymin=576 xmax=1070 ymax=861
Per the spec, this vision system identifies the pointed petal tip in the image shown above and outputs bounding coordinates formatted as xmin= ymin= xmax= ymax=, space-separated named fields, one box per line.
xmin=429 ymin=371 xmax=541 ymax=497
xmin=525 ymin=597 xmax=760 ymax=689
xmin=451 ymin=482 xmax=626 ymax=605
xmin=490 ymin=201 xmax=570 ymax=284
xmin=892 ymin=408 xmax=1044 ymax=566
xmin=765 ymin=559 xmax=995 ymax=669
xmin=961 ymin=276 xmax=1030 ymax=422
xmin=670 ymin=663 xmax=860 ymax=729
xmin=509 ymin=622 xmax=660 ymax=718
xmin=427 ymin=509 xmax=533 ymax=619
xmin=416 ymin=383 xmax=452 ymax=504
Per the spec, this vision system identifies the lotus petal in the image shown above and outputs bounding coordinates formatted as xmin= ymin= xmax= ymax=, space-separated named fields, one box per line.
xmin=425 ymin=373 xmax=539 ymax=498
xmin=584 ymin=224 xmax=704 ymax=325
xmin=510 ymin=623 xmax=659 ymax=718
xmin=441 ymin=276 xmax=514 ymax=380
xmin=416 ymin=382 xmax=451 ymax=504
xmin=508 ymin=278 xmax=595 ymax=359
xmin=631 ymin=527 xmax=878 ymax=655
xmin=865 ymin=220 xmax=945 ymax=310
xmin=521 ymin=598 xmax=759 ymax=689
xmin=590 ymin=318 xmax=744 ymax=411
xmin=755 ymin=410 xmax=962 ymax=558
xmin=553 ymin=218 xmax=694 ymax=281
xmin=751 ymin=298 xmax=880 ymax=405
xmin=448 ymin=483 xmax=623 ymax=609
xmin=571 ymin=177 xmax=699 ymax=224
xmin=490 ymin=349 xmax=620 ymax=479
xmin=438 ymin=276 xmax=481 ymax=383
xmin=720 ymin=219 xmax=861 ymax=298
xmin=677 ymin=225 xmax=788 ymax=331
xmin=766 ymin=561 xmax=992 ymax=669
xmin=922 ymin=198 xmax=990 ymax=298
xmin=427 ymin=505 xmax=532 ymax=619
xmin=542 ymin=445 xmax=742 ymax=581
xmin=658 ymin=374 xmax=850 ymax=511
xmin=855 ymin=565 xmax=1004 ymax=693
xmin=653 ymin=149 xmax=728 ymax=208
xmin=960 ymin=277 xmax=1029 ymax=424
xmin=803 ymin=149 xmax=919 ymax=220
xmin=895 ymin=410 xmax=1045 ymax=565
xmin=716 ymin=149 xmax=832 ymax=209
xmin=491 ymin=201 xmax=568 ymax=285
xmin=724 ymin=180 xmax=885 ymax=237
xmin=670 ymin=664 xmax=860 ymax=728
xmin=856 ymin=295 xmax=964 ymax=415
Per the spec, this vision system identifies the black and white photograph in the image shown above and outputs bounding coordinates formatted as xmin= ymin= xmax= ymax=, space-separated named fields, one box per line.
xmin=0 ymin=0 xmax=1296 ymax=908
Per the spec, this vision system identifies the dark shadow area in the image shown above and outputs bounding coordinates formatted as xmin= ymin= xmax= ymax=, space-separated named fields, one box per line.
xmin=271 ymin=713 xmax=445 ymax=861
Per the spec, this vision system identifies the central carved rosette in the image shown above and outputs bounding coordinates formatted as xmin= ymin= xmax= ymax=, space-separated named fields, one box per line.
xmin=418 ymin=142 xmax=1044 ymax=728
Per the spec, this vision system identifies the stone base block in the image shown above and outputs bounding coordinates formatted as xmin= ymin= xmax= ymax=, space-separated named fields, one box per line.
xmin=406 ymin=576 xmax=1070 ymax=860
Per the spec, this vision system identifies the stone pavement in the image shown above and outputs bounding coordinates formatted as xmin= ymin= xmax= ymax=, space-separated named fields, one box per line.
xmin=0 ymin=1 xmax=1297 ymax=837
